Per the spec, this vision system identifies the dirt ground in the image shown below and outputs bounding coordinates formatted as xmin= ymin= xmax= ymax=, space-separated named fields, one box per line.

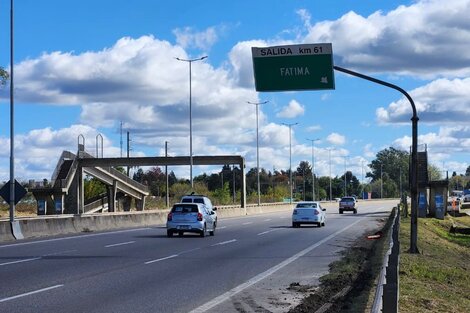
xmin=288 ymin=213 xmax=393 ymax=313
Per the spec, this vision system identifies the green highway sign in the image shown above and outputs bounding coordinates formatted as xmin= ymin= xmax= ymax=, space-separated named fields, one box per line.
xmin=251 ymin=43 xmax=335 ymax=92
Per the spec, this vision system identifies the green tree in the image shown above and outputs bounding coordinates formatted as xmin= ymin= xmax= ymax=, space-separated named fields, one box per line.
xmin=84 ymin=177 xmax=106 ymax=200
xmin=212 ymin=182 xmax=231 ymax=205
xmin=0 ymin=67 xmax=8 ymax=86
xmin=428 ymin=164 xmax=443 ymax=181
xmin=367 ymin=147 xmax=410 ymax=197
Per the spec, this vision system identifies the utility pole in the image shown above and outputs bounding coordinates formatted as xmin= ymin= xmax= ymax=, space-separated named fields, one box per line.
xmin=120 ymin=121 xmax=123 ymax=157
xmin=127 ymin=131 xmax=130 ymax=177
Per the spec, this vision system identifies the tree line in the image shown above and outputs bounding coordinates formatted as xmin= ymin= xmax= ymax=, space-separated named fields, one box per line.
xmin=81 ymin=146 xmax=470 ymax=207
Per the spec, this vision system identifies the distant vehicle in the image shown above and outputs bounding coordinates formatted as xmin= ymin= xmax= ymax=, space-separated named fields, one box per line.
xmin=292 ymin=201 xmax=326 ymax=228
xmin=166 ymin=203 xmax=216 ymax=237
xmin=339 ymin=196 xmax=357 ymax=214
xmin=447 ymin=196 xmax=461 ymax=214
xmin=181 ymin=194 xmax=217 ymax=226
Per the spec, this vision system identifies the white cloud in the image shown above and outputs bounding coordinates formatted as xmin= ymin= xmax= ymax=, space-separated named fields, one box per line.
xmin=306 ymin=125 xmax=322 ymax=132
xmin=327 ymin=133 xmax=346 ymax=145
xmin=377 ymin=78 xmax=470 ymax=124
xmin=173 ymin=26 xmax=220 ymax=51
xmin=0 ymin=125 xmax=119 ymax=180
xmin=303 ymin=0 xmax=470 ymax=78
xmin=276 ymin=99 xmax=305 ymax=118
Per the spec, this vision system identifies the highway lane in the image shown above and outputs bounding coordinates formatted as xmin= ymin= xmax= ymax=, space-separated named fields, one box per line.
xmin=0 ymin=200 xmax=396 ymax=313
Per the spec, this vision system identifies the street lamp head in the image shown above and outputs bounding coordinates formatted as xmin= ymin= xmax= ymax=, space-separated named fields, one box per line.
xmin=175 ymin=56 xmax=208 ymax=62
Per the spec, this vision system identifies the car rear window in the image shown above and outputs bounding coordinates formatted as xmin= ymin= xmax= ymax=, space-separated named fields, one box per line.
xmin=296 ymin=203 xmax=317 ymax=208
xmin=172 ymin=205 xmax=198 ymax=213
xmin=341 ymin=197 xmax=355 ymax=201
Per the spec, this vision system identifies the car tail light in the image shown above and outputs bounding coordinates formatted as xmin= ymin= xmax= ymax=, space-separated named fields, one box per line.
xmin=293 ymin=209 xmax=298 ymax=215
xmin=197 ymin=212 xmax=203 ymax=221
xmin=313 ymin=210 xmax=320 ymax=215
xmin=167 ymin=212 xmax=172 ymax=221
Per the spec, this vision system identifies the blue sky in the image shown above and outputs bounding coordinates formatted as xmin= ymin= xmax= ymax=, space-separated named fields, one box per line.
xmin=0 ymin=0 xmax=469 ymax=183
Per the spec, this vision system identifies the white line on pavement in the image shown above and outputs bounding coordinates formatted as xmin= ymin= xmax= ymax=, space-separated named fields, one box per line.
xmin=257 ymin=229 xmax=281 ymax=236
xmin=189 ymin=217 xmax=365 ymax=313
xmin=242 ymin=222 xmax=253 ymax=225
xmin=211 ymin=239 xmax=237 ymax=247
xmin=145 ymin=254 xmax=178 ymax=264
xmin=0 ymin=284 xmax=64 ymax=303
xmin=218 ymin=226 xmax=227 ymax=229
xmin=0 ymin=257 xmax=42 ymax=266
xmin=105 ymin=241 xmax=136 ymax=248
xmin=263 ymin=219 xmax=272 ymax=222
xmin=0 ymin=228 xmax=152 ymax=249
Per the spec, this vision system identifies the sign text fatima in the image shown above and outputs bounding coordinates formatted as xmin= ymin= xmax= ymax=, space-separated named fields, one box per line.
xmin=251 ymin=43 xmax=335 ymax=92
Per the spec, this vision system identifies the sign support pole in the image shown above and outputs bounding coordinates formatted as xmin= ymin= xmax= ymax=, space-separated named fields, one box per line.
xmin=333 ymin=65 xmax=419 ymax=253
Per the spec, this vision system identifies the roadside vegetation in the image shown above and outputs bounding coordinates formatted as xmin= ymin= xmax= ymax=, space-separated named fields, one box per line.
xmin=399 ymin=212 xmax=470 ymax=312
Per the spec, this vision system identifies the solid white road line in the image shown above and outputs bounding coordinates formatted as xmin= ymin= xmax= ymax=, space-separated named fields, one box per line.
xmin=242 ymin=222 xmax=253 ymax=225
xmin=105 ymin=241 xmax=136 ymax=248
xmin=0 ymin=257 xmax=42 ymax=266
xmin=145 ymin=254 xmax=178 ymax=265
xmin=211 ymin=239 xmax=237 ymax=247
xmin=189 ymin=217 xmax=365 ymax=313
xmin=263 ymin=219 xmax=272 ymax=222
xmin=0 ymin=284 xmax=64 ymax=303
xmin=218 ymin=226 xmax=227 ymax=229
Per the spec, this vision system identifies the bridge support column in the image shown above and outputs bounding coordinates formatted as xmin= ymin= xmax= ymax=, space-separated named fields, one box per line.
xmin=53 ymin=193 xmax=64 ymax=214
xmin=136 ymin=195 xmax=145 ymax=211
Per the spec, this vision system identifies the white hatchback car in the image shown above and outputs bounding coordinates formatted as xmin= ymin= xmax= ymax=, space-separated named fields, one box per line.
xmin=292 ymin=201 xmax=326 ymax=228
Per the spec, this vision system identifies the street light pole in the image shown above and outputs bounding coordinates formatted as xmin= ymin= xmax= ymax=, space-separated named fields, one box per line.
xmin=307 ymin=138 xmax=319 ymax=201
xmin=165 ymin=141 xmax=169 ymax=209
xmin=282 ymin=122 xmax=298 ymax=204
xmin=176 ymin=56 xmax=207 ymax=189
xmin=248 ymin=100 xmax=268 ymax=206
xmin=327 ymin=148 xmax=334 ymax=202
xmin=380 ymin=164 xmax=383 ymax=199
xmin=344 ymin=157 xmax=347 ymax=196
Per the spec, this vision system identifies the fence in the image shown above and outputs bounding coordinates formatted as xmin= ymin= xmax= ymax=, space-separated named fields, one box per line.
xmin=372 ymin=206 xmax=400 ymax=313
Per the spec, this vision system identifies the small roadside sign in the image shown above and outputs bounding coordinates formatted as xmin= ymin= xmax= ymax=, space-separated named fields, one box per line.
xmin=252 ymin=43 xmax=335 ymax=92
xmin=0 ymin=179 xmax=28 ymax=205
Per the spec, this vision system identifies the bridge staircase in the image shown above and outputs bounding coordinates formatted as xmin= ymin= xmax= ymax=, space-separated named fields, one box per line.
xmin=30 ymin=148 xmax=149 ymax=215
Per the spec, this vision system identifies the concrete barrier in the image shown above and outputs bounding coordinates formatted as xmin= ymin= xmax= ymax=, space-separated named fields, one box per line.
xmin=0 ymin=221 xmax=15 ymax=242
xmin=1 ymin=199 xmax=398 ymax=242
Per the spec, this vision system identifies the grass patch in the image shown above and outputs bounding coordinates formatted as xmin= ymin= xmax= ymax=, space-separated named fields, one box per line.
xmin=399 ymin=214 xmax=470 ymax=313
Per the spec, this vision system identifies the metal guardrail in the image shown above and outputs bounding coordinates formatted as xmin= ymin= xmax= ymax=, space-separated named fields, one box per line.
xmin=372 ymin=206 xmax=400 ymax=313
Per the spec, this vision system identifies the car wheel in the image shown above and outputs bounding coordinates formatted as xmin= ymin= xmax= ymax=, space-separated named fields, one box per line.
xmin=167 ymin=230 xmax=173 ymax=237
xmin=354 ymin=209 xmax=357 ymax=214
xmin=178 ymin=231 xmax=184 ymax=236
xmin=339 ymin=209 xmax=343 ymax=214
xmin=292 ymin=222 xmax=296 ymax=228
xmin=200 ymin=225 xmax=206 ymax=237
xmin=209 ymin=224 xmax=215 ymax=236
xmin=322 ymin=221 xmax=325 ymax=226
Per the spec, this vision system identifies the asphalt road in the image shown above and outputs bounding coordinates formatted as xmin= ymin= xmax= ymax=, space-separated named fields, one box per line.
xmin=0 ymin=200 xmax=396 ymax=313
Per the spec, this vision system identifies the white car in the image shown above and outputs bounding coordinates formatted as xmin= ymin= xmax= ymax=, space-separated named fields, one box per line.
xmin=181 ymin=194 xmax=217 ymax=227
xmin=292 ymin=201 xmax=326 ymax=228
